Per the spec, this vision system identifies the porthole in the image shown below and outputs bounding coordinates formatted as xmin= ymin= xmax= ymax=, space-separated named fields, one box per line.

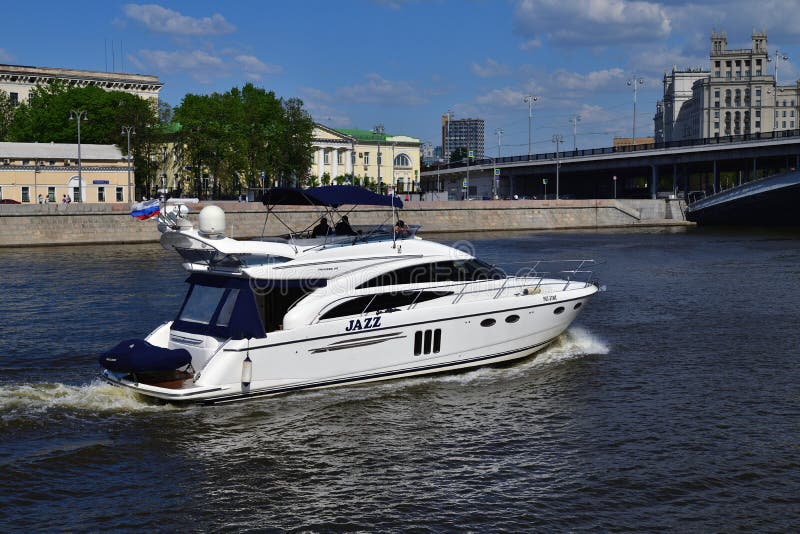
xmin=554 ymin=306 xmax=565 ymax=315
xmin=480 ymin=318 xmax=496 ymax=327
xmin=505 ymin=314 xmax=520 ymax=323
xmin=573 ymin=302 xmax=583 ymax=310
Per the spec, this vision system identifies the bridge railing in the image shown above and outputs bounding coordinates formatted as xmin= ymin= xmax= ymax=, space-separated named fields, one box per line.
xmin=430 ymin=128 xmax=800 ymax=172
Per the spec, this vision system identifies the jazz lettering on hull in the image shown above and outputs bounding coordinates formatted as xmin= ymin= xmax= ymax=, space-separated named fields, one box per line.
xmin=345 ymin=317 xmax=382 ymax=331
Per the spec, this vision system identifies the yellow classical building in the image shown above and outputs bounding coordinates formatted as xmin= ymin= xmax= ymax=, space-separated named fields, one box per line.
xmin=0 ymin=142 xmax=132 ymax=203
xmin=310 ymin=125 xmax=420 ymax=193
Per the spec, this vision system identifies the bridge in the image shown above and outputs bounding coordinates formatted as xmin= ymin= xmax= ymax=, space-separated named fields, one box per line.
xmin=420 ymin=131 xmax=800 ymax=200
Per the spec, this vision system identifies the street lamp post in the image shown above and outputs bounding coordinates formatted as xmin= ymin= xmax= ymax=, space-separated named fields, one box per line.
xmin=495 ymin=128 xmax=504 ymax=158
xmin=121 ymin=126 xmax=135 ymax=202
xmin=627 ymin=77 xmax=644 ymax=145
xmin=69 ymin=109 xmax=88 ymax=202
xmin=524 ymin=95 xmax=539 ymax=159
xmin=552 ymin=134 xmax=563 ymax=199
xmin=613 ymin=175 xmax=617 ymax=199
xmin=768 ymin=48 xmax=789 ymax=87
xmin=569 ymin=115 xmax=581 ymax=151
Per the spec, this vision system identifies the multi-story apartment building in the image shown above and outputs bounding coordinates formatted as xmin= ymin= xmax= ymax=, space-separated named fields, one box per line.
xmin=655 ymin=30 xmax=799 ymax=143
xmin=0 ymin=64 xmax=162 ymax=105
xmin=309 ymin=124 xmax=421 ymax=193
xmin=441 ymin=116 xmax=485 ymax=160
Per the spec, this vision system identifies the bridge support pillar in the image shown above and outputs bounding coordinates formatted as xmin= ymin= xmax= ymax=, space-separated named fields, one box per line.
xmin=713 ymin=160 xmax=720 ymax=193
xmin=651 ymin=165 xmax=658 ymax=199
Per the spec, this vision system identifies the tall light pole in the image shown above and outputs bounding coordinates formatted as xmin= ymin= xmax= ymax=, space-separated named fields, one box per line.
xmin=495 ymin=128 xmax=504 ymax=158
xmin=69 ymin=109 xmax=88 ymax=202
xmin=552 ymin=134 xmax=563 ymax=199
xmin=373 ymin=123 xmax=384 ymax=193
xmin=569 ymin=115 xmax=581 ymax=150
xmin=524 ymin=95 xmax=539 ymax=159
xmin=768 ymin=48 xmax=789 ymax=87
xmin=121 ymin=125 xmax=135 ymax=202
xmin=627 ymin=77 xmax=644 ymax=145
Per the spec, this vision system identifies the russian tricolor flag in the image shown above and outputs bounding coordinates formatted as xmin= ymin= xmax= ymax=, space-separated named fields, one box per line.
xmin=130 ymin=199 xmax=161 ymax=220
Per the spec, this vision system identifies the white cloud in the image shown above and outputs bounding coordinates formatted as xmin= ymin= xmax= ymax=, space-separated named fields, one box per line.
xmin=123 ymin=4 xmax=236 ymax=36
xmin=336 ymin=73 xmax=427 ymax=106
xmin=138 ymin=49 xmax=225 ymax=83
xmin=475 ymin=88 xmax=527 ymax=108
xmin=513 ymin=0 xmax=671 ymax=47
xmin=234 ymin=55 xmax=282 ymax=80
xmin=471 ymin=59 xmax=512 ymax=78
xmin=549 ymin=67 xmax=626 ymax=91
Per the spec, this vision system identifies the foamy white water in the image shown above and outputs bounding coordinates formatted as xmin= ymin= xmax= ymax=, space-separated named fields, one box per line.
xmin=0 ymin=380 xmax=176 ymax=414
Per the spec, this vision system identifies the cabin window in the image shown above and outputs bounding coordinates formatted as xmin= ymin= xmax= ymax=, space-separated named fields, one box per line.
xmin=179 ymin=286 xmax=229 ymax=324
xmin=357 ymin=259 xmax=504 ymax=289
xmin=172 ymin=275 xmax=265 ymax=339
xmin=320 ymin=290 xmax=453 ymax=320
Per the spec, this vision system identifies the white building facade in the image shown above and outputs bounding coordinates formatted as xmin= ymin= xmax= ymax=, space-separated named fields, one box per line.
xmin=655 ymin=30 xmax=799 ymax=143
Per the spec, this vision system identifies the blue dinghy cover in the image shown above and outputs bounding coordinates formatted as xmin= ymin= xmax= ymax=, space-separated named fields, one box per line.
xmin=99 ymin=339 xmax=191 ymax=373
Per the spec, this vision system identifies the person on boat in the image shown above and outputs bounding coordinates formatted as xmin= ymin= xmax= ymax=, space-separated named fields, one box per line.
xmin=394 ymin=219 xmax=410 ymax=237
xmin=334 ymin=215 xmax=357 ymax=236
xmin=312 ymin=217 xmax=331 ymax=237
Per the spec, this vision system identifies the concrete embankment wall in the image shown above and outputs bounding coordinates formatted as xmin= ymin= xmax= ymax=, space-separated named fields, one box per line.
xmin=0 ymin=198 xmax=690 ymax=247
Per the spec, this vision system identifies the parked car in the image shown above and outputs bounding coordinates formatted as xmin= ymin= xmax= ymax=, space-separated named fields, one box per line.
xmin=0 ymin=199 xmax=21 ymax=204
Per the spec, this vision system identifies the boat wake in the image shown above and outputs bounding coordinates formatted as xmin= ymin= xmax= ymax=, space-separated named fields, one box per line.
xmin=431 ymin=326 xmax=609 ymax=385
xmin=0 ymin=380 xmax=176 ymax=416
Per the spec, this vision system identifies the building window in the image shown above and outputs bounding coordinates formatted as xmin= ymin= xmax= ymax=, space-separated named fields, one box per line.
xmin=714 ymin=90 xmax=720 ymax=98
xmin=715 ymin=61 xmax=720 ymax=68
xmin=98 ymin=187 xmax=105 ymax=202
xmin=0 ymin=186 xmax=3 ymax=199
xmin=792 ymin=121 xmax=796 ymax=128
xmin=336 ymin=151 xmax=342 ymax=165
xmin=363 ymin=152 xmax=369 ymax=165
xmin=22 ymin=159 xmax=29 ymax=165
xmin=116 ymin=187 xmax=123 ymax=201
xmin=9 ymin=92 xmax=18 ymax=106
xmin=755 ymin=121 xmax=761 ymax=128
xmin=351 ymin=152 xmax=356 ymax=165
xmin=714 ymin=110 xmax=720 ymax=118
xmin=48 ymin=187 xmax=55 ymax=202
xmin=715 ymin=71 xmax=721 ymax=78
xmin=22 ymin=186 xmax=30 ymax=203
xmin=726 ymin=72 xmax=731 ymax=79
xmin=715 ymin=101 xmax=720 ymax=108
xmin=756 ymin=69 xmax=762 ymax=76
xmin=394 ymin=154 xmax=411 ymax=167
xmin=782 ymin=121 xmax=787 ymax=128
xmin=323 ymin=151 xmax=329 ymax=165
xmin=755 ymin=88 xmax=761 ymax=97
xmin=714 ymin=122 xmax=720 ymax=130
xmin=756 ymin=110 xmax=761 ymax=118
xmin=783 ymin=111 xmax=787 ymax=118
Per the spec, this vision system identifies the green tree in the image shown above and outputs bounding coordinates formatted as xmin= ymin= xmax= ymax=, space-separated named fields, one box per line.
xmin=0 ymin=90 xmax=14 ymax=141
xmin=174 ymin=84 xmax=314 ymax=198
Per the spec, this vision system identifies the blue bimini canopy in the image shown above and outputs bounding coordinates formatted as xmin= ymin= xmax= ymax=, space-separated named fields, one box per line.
xmin=262 ymin=185 xmax=403 ymax=209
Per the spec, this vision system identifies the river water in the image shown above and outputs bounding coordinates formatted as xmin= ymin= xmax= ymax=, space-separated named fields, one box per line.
xmin=1 ymin=227 xmax=798 ymax=531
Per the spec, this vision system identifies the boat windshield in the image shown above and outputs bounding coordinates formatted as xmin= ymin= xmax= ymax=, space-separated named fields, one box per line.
xmin=172 ymin=274 xmax=265 ymax=339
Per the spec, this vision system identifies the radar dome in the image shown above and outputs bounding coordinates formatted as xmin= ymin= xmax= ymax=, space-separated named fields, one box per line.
xmin=198 ymin=205 xmax=226 ymax=238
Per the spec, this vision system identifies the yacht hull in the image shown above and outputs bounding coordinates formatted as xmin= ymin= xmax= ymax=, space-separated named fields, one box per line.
xmin=102 ymin=286 xmax=596 ymax=405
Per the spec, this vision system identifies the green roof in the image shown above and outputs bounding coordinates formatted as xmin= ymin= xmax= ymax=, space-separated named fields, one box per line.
xmin=334 ymin=127 xmax=391 ymax=142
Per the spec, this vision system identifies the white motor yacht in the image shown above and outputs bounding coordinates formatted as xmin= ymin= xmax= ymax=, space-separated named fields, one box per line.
xmin=100 ymin=186 xmax=600 ymax=404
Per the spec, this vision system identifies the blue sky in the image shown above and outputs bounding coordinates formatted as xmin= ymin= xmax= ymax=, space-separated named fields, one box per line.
xmin=3 ymin=0 xmax=800 ymax=155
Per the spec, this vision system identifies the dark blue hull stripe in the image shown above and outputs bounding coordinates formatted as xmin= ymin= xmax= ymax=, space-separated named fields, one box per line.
xmin=203 ymin=336 xmax=558 ymax=405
